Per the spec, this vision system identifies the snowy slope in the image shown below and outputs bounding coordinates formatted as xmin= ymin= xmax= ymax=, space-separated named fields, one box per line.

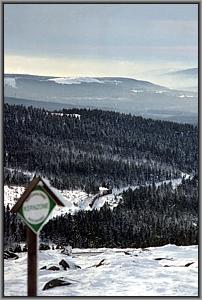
xmin=4 ymin=244 xmax=198 ymax=296
xmin=4 ymin=174 xmax=190 ymax=217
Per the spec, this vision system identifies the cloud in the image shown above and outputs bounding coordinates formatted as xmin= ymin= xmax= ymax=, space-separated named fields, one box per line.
xmin=4 ymin=4 xmax=198 ymax=75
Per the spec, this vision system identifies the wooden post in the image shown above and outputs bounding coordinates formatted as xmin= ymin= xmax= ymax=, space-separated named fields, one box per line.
xmin=11 ymin=176 xmax=65 ymax=297
xmin=27 ymin=227 xmax=38 ymax=296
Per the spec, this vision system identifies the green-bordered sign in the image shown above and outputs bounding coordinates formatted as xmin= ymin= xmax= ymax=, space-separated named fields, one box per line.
xmin=18 ymin=186 xmax=56 ymax=234
xmin=11 ymin=176 xmax=65 ymax=296
xmin=11 ymin=176 xmax=65 ymax=234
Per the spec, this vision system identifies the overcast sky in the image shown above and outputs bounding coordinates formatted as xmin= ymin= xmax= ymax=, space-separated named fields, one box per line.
xmin=4 ymin=3 xmax=198 ymax=78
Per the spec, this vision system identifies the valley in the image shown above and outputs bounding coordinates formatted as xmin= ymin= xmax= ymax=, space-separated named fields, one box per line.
xmin=3 ymin=3 xmax=199 ymax=297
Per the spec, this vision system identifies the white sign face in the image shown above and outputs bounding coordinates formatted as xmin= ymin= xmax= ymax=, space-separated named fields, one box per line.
xmin=22 ymin=190 xmax=50 ymax=225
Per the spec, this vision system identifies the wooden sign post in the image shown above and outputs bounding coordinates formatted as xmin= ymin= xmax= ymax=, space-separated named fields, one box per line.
xmin=27 ymin=227 xmax=37 ymax=296
xmin=11 ymin=176 xmax=65 ymax=296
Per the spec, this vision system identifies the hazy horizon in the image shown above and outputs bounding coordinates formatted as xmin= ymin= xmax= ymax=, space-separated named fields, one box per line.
xmin=4 ymin=3 xmax=198 ymax=84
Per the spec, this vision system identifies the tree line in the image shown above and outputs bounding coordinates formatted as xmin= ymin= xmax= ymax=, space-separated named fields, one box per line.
xmin=4 ymin=176 xmax=198 ymax=248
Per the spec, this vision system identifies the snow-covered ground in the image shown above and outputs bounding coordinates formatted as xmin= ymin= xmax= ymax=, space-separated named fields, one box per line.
xmin=47 ymin=77 xmax=121 ymax=85
xmin=4 ymin=185 xmax=25 ymax=208
xmin=48 ymin=77 xmax=106 ymax=85
xmin=4 ymin=244 xmax=198 ymax=296
xmin=50 ymin=112 xmax=81 ymax=119
xmin=4 ymin=77 xmax=17 ymax=88
xmin=4 ymin=173 xmax=191 ymax=217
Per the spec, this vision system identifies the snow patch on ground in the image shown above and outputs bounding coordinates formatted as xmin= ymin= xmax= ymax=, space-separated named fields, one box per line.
xmin=178 ymin=95 xmax=194 ymax=98
xmin=131 ymin=89 xmax=144 ymax=93
xmin=4 ymin=185 xmax=25 ymax=208
xmin=50 ymin=112 xmax=81 ymax=119
xmin=4 ymin=77 xmax=17 ymax=88
xmin=48 ymin=77 xmax=122 ymax=86
xmin=48 ymin=77 xmax=105 ymax=85
xmin=4 ymin=244 xmax=198 ymax=296
xmin=4 ymin=185 xmax=93 ymax=216
xmin=155 ymin=90 xmax=167 ymax=94
xmin=4 ymin=173 xmax=190 ymax=216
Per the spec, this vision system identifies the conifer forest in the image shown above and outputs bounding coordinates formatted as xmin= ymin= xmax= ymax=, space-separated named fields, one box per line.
xmin=4 ymin=104 xmax=198 ymax=248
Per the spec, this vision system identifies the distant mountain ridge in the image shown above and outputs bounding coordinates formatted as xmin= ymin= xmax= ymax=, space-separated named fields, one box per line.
xmin=159 ymin=68 xmax=198 ymax=92
xmin=4 ymin=74 xmax=198 ymax=124
xmin=4 ymin=74 xmax=166 ymax=89
xmin=165 ymin=68 xmax=198 ymax=77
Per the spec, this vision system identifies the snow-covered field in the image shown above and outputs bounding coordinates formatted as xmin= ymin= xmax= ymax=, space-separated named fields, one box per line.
xmin=4 ymin=174 xmax=190 ymax=217
xmin=4 ymin=244 xmax=198 ymax=296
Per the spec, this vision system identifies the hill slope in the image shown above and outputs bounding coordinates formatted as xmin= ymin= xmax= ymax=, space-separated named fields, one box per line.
xmin=4 ymin=74 xmax=198 ymax=123
xmin=4 ymin=104 xmax=198 ymax=191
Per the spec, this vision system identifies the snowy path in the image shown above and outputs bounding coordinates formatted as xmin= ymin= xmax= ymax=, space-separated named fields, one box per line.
xmin=91 ymin=173 xmax=191 ymax=210
xmin=4 ymin=244 xmax=198 ymax=296
xmin=4 ymin=172 xmax=191 ymax=217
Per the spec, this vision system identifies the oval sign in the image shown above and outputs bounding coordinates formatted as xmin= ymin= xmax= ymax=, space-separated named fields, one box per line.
xmin=22 ymin=190 xmax=50 ymax=225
